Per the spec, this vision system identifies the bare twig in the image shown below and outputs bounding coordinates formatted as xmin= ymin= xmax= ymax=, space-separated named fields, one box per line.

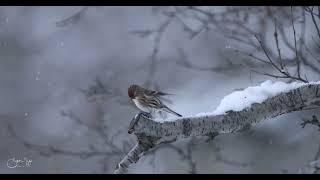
xmin=251 ymin=69 xmax=308 ymax=83
xmin=60 ymin=110 xmax=129 ymax=155
xmin=302 ymin=42 xmax=320 ymax=64
xmin=143 ymin=13 xmax=175 ymax=89
xmin=177 ymin=47 xmax=242 ymax=73
xmin=314 ymin=144 xmax=320 ymax=174
xmin=277 ymin=12 xmax=320 ymax=75
xmin=291 ymin=7 xmax=302 ymax=79
xmin=233 ymin=49 xmax=271 ymax=65
xmin=273 ymin=18 xmax=284 ymax=70
xmin=305 ymin=7 xmax=320 ymax=39
xmin=7 ymin=123 xmax=120 ymax=159
xmin=254 ymin=35 xmax=282 ymax=72
xmin=56 ymin=7 xmax=89 ymax=27
xmin=301 ymin=115 xmax=320 ymax=131
xmin=251 ymin=31 xmax=308 ymax=83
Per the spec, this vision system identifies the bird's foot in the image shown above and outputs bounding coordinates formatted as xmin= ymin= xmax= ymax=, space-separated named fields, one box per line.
xmin=128 ymin=115 xmax=139 ymax=134
xmin=128 ymin=112 xmax=153 ymax=134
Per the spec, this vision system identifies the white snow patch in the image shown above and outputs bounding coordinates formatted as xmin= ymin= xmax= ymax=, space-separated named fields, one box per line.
xmin=157 ymin=80 xmax=319 ymax=122
xmin=196 ymin=80 xmax=319 ymax=117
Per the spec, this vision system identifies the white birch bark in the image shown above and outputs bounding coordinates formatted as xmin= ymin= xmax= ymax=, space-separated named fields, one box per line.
xmin=114 ymin=83 xmax=320 ymax=174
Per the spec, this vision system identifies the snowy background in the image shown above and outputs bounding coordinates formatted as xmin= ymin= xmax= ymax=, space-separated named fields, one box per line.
xmin=0 ymin=6 xmax=320 ymax=173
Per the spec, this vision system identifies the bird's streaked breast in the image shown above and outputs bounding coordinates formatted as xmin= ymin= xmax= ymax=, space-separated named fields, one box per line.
xmin=132 ymin=99 xmax=151 ymax=113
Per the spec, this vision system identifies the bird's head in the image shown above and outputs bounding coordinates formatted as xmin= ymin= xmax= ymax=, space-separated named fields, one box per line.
xmin=128 ymin=84 xmax=139 ymax=99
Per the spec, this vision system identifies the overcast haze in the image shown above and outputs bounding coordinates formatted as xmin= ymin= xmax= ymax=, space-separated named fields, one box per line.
xmin=0 ymin=6 xmax=320 ymax=173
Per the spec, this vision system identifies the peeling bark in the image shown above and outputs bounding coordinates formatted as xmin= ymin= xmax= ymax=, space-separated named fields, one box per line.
xmin=114 ymin=83 xmax=320 ymax=174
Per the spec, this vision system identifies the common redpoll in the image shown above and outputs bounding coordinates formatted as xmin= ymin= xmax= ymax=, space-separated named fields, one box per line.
xmin=127 ymin=84 xmax=182 ymax=117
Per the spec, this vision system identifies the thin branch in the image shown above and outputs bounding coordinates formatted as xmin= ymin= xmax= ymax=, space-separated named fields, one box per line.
xmin=300 ymin=115 xmax=320 ymax=131
xmin=273 ymin=18 xmax=284 ymax=70
xmin=176 ymin=47 xmax=243 ymax=73
xmin=302 ymin=42 xmax=320 ymax=64
xmin=233 ymin=48 xmax=272 ymax=65
xmin=277 ymin=15 xmax=307 ymax=72
xmin=224 ymin=34 xmax=260 ymax=49
xmin=56 ymin=7 xmax=89 ymax=27
xmin=299 ymin=54 xmax=320 ymax=75
xmin=143 ymin=13 xmax=175 ymax=88
xmin=306 ymin=7 xmax=320 ymax=39
xmin=314 ymin=144 xmax=320 ymax=174
xmin=254 ymin=35 xmax=282 ymax=73
xmin=7 ymin=123 xmax=120 ymax=159
xmin=252 ymin=27 xmax=308 ymax=83
xmin=60 ymin=110 xmax=128 ymax=155
xmin=291 ymin=7 xmax=302 ymax=79
xmin=304 ymin=6 xmax=320 ymax=17
xmin=251 ymin=69 xmax=308 ymax=83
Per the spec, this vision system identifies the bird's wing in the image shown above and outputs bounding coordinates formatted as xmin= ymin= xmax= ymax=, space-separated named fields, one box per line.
xmin=145 ymin=89 xmax=173 ymax=97
xmin=159 ymin=102 xmax=182 ymax=117
xmin=139 ymin=95 xmax=182 ymax=117
xmin=138 ymin=95 xmax=163 ymax=109
xmin=161 ymin=106 xmax=182 ymax=117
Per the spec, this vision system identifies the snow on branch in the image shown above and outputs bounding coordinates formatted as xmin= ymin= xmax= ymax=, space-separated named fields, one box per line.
xmin=114 ymin=80 xmax=320 ymax=174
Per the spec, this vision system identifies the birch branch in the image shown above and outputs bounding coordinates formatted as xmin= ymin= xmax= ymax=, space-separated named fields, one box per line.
xmin=114 ymin=82 xmax=320 ymax=174
xmin=114 ymin=143 xmax=151 ymax=174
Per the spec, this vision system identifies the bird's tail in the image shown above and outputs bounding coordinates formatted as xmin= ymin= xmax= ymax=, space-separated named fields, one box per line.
xmin=156 ymin=91 xmax=175 ymax=96
xmin=162 ymin=106 xmax=182 ymax=117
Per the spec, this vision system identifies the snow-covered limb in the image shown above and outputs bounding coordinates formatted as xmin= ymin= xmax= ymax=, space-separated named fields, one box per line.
xmin=114 ymin=81 xmax=320 ymax=174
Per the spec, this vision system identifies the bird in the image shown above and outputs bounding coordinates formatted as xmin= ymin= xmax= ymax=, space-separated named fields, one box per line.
xmin=128 ymin=84 xmax=182 ymax=117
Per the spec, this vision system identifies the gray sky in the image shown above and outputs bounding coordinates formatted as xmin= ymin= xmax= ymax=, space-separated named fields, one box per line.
xmin=0 ymin=6 xmax=319 ymax=174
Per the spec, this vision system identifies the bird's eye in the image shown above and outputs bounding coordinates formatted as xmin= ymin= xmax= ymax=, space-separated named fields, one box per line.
xmin=128 ymin=89 xmax=134 ymax=98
